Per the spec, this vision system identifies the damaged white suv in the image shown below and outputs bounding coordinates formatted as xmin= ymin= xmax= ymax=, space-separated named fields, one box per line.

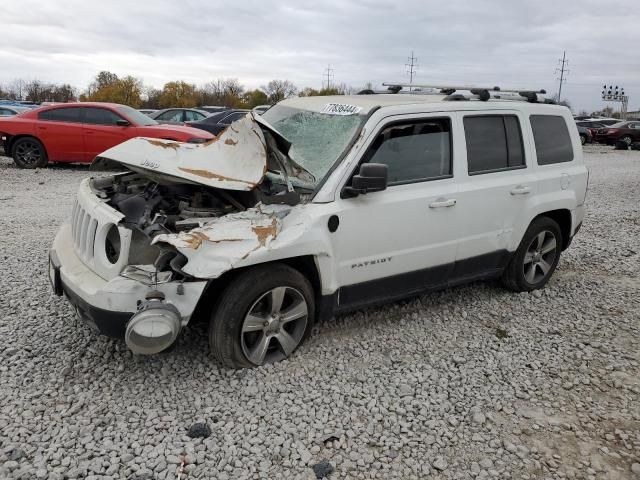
xmin=49 ymin=86 xmax=588 ymax=368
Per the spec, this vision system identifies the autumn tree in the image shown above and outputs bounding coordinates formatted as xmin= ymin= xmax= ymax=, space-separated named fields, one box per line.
xmin=159 ymin=81 xmax=198 ymax=108
xmin=85 ymin=72 xmax=143 ymax=107
xmin=262 ymin=80 xmax=297 ymax=103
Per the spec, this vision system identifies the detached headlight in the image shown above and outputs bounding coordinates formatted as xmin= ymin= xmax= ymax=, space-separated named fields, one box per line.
xmin=125 ymin=291 xmax=181 ymax=355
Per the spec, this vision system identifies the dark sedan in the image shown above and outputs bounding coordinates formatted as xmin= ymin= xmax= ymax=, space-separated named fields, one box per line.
xmin=594 ymin=121 xmax=640 ymax=146
xmin=185 ymin=109 xmax=250 ymax=136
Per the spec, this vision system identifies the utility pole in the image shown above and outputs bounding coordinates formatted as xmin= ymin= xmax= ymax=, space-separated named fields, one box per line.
xmin=405 ymin=51 xmax=418 ymax=91
xmin=555 ymin=51 xmax=569 ymax=103
xmin=323 ymin=64 xmax=334 ymax=90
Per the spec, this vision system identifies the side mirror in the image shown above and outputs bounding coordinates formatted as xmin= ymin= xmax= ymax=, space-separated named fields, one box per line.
xmin=116 ymin=119 xmax=130 ymax=127
xmin=343 ymin=163 xmax=388 ymax=197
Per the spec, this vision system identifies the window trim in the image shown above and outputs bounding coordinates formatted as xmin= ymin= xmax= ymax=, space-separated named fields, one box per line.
xmin=463 ymin=113 xmax=526 ymax=176
xmin=346 ymin=116 xmax=454 ymax=190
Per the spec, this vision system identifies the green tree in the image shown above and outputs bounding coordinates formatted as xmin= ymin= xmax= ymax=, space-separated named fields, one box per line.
xmin=242 ymin=89 xmax=268 ymax=108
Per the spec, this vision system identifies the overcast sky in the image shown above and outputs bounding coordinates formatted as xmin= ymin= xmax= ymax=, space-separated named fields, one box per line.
xmin=2 ymin=0 xmax=638 ymax=112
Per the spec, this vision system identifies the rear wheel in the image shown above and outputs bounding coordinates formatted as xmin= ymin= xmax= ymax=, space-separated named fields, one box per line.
xmin=502 ymin=217 xmax=563 ymax=292
xmin=621 ymin=135 xmax=633 ymax=146
xmin=12 ymin=137 xmax=47 ymax=169
xmin=579 ymin=134 xmax=587 ymax=145
xmin=208 ymin=264 xmax=315 ymax=369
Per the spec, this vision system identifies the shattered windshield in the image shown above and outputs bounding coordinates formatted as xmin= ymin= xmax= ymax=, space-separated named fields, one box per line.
xmin=261 ymin=104 xmax=366 ymax=188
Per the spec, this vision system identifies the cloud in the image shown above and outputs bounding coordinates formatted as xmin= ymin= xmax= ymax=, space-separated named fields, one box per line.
xmin=0 ymin=0 xmax=638 ymax=111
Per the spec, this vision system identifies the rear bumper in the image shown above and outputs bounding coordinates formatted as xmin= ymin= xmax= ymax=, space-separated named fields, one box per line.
xmin=50 ymin=223 xmax=207 ymax=338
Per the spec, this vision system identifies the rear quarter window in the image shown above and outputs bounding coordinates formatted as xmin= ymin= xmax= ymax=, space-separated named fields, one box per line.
xmin=530 ymin=115 xmax=574 ymax=165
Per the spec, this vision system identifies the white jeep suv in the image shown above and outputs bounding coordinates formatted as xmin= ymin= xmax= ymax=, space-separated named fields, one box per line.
xmin=49 ymin=87 xmax=588 ymax=368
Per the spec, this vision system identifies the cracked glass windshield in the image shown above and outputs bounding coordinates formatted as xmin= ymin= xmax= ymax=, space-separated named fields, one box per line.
xmin=261 ymin=104 xmax=366 ymax=188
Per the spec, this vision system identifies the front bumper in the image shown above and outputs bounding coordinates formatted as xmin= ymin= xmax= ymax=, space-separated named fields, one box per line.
xmin=50 ymin=223 xmax=207 ymax=338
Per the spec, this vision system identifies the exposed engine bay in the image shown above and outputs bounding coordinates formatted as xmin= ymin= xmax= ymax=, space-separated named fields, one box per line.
xmin=92 ymin=173 xmax=252 ymax=235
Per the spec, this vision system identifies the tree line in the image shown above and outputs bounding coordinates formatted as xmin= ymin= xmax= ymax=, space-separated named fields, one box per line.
xmin=0 ymin=71 xmax=362 ymax=109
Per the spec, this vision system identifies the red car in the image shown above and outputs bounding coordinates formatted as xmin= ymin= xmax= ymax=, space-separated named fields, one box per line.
xmin=594 ymin=121 xmax=640 ymax=146
xmin=0 ymin=102 xmax=213 ymax=168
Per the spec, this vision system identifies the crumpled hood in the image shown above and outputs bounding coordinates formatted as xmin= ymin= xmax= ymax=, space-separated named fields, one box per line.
xmin=92 ymin=113 xmax=307 ymax=191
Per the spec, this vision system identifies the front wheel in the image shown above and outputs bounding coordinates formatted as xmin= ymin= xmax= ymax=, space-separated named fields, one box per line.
xmin=12 ymin=137 xmax=48 ymax=169
xmin=621 ymin=135 xmax=633 ymax=146
xmin=580 ymin=134 xmax=587 ymax=145
xmin=502 ymin=217 xmax=563 ymax=292
xmin=209 ymin=264 xmax=315 ymax=368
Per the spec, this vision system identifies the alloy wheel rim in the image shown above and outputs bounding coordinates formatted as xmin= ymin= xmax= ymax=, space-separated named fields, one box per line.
xmin=623 ymin=136 xmax=632 ymax=145
xmin=16 ymin=142 xmax=41 ymax=166
xmin=240 ymin=286 xmax=308 ymax=365
xmin=523 ymin=230 xmax=557 ymax=284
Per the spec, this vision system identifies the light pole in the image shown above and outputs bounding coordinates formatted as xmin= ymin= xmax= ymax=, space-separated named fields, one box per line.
xmin=601 ymin=84 xmax=629 ymax=120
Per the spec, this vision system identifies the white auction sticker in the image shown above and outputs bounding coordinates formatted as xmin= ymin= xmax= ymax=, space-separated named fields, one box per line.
xmin=320 ymin=103 xmax=362 ymax=115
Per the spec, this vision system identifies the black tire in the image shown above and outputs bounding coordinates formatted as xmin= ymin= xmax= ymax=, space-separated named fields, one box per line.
xmin=621 ymin=135 xmax=633 ymax=146
xmin=12 ymin=137 xmax=48 ymax=169
xmin=579 ymin=134 xmax=587 ymax=145
xmin=209 ymin=264 xmax=315 ymax=369
xmin=502 ymin=217 xmax=563 ymax=292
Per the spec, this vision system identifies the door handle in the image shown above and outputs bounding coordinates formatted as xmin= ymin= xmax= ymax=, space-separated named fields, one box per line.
xmin=510 ymin=185 xmax=531 ymax=195
xmin=429 ymin=198 xmax=456 ymax=208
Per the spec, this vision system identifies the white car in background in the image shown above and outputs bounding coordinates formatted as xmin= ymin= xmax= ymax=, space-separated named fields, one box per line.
xmin=49 ymin=85 xmax=588 ymax=368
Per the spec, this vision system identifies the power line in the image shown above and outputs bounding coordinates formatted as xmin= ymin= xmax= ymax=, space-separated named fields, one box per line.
xmin=405 ymin=51 xmax=418 ymax=91
xmin=323 ymin=64 xmax=334 ymax=90
xmin=555 ymin=51 xmax=569 ymax=102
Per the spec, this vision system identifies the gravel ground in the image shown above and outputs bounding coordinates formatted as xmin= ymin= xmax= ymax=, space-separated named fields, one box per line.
xmin=0 ymin=145 xmax=639 ymax=480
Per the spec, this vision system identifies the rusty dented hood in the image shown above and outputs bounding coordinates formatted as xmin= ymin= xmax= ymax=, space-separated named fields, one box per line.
xmin=93 ymin=113 xmax=293 ymax=191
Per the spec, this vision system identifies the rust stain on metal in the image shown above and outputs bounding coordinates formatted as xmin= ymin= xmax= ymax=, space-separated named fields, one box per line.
xmin=224 ymin=138 xmax=238 ymax=146
xmin=146 ymin=139 xmax=180 ymax=150
xmin=252 ymin=218 xmax=278 ymax=247
xmin=178 ymin=167 xmax=256 ymax=187
xmin=183 ymin=231 xmax=209 ymax=249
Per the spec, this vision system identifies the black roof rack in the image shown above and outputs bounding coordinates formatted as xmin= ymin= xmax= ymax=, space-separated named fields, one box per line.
xmin=372 ymin=83 xmax=554 ymax=104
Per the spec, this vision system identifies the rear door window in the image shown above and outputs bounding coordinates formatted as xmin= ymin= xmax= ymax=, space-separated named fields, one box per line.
xmin=220 ymin=112 xmax=248 ymax=124
xmin=38 ymin=107 xmax=84 ymax=123
xmin=530 ymin=115 xmax=574 ymax=165
xmin=464 ymin=115 xmax=525 ymax=174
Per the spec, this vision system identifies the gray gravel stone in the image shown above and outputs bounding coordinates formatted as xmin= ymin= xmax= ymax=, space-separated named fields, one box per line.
xmin=0 ymin=147 xmax=638 ymax=478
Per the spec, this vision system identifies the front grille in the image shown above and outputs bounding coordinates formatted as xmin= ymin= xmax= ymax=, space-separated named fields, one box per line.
xmin=71 ymin=200 xmax=99 ymax=262
xmin=69 ymin=180 xmax=133 ymax=280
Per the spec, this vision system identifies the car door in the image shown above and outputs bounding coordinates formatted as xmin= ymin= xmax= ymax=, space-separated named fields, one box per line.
xmin=35 ymin=106 xmax=85 ymax=161
xmin=452 ymin=111 xmax=534 ymax=281
xmin=82 ymin=107 xmax=133 ymax=160
xmin=330 ymin=114 xmax=459 ymax=309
